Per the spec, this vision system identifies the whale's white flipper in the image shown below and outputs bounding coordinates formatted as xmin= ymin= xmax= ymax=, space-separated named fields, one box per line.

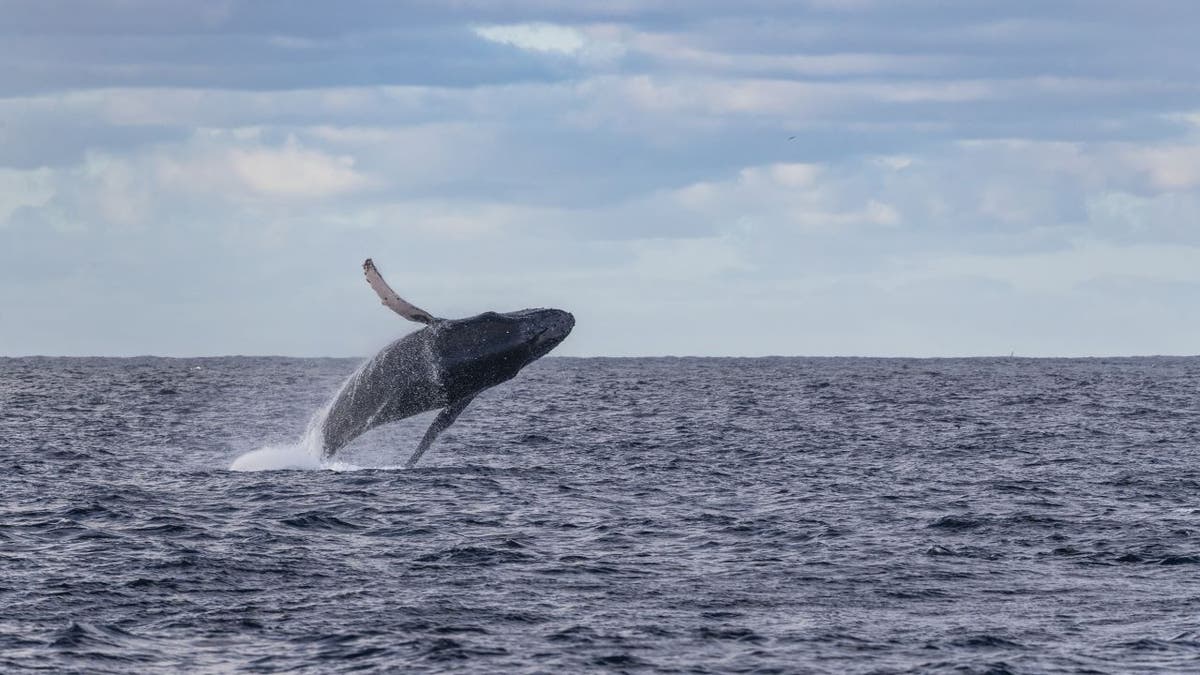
xmin=363 ymin=258 xmax=438 ymax=324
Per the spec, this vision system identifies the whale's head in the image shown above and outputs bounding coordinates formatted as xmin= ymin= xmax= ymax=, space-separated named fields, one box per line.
xmin=502 ymin=308 xmax=575 ymax=360
xmin=433 ymin=308 xmax=574 ymax=400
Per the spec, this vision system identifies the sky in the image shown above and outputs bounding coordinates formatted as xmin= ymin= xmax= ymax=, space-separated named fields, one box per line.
xmin=2 ymin=0 xmax=1199 ymax=357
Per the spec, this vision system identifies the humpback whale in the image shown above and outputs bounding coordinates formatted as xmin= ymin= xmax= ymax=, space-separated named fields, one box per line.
xmin=319 ymin=259 xmax=574 ymax=467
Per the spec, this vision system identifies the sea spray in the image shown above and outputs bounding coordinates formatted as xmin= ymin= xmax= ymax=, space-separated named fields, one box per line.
xmin=228 ymin=404 xmax=328 ymax=471
xmin=228 ymin=369 xmax=358 ymax=471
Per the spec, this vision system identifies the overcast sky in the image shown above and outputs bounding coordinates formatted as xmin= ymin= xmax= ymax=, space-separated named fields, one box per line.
xmin=2 ymin=1 xmax=1199 ymax=357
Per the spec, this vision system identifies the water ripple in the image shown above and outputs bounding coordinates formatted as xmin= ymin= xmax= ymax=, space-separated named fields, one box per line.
xmin=2 ymin=356 xmax=1199 ymax=672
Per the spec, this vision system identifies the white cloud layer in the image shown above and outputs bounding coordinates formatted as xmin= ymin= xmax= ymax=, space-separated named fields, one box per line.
xmin=474 ymin=23 xmax=588 ymax=54
xmin=2 ymin=2 xmax=1200 ymax=356
xmin=159 ymin=133 xmax=373 ymax=200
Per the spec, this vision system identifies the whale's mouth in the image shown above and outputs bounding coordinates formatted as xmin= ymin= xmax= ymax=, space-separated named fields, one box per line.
xmin=532 ymin=326 xmax=562 ymax=350
xmin=529 ymin=314 xmax=573 ymax=356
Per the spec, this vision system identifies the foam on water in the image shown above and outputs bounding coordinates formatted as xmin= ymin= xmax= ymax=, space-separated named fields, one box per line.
xmin=323 ymin=459 xmax=409 ymax=472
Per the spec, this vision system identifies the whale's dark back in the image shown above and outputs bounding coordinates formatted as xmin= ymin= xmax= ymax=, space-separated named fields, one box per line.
xmin=320 ymin=328 xmax=444 ymax=456
xmin=318 ymin=308 xmax=574 ymax=458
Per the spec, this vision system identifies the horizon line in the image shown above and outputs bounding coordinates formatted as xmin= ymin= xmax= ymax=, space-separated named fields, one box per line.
xmin=2 ymin=353 xmax=1197 ymax=360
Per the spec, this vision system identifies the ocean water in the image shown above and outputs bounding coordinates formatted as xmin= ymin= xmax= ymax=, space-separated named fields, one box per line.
xmin=2 ymin=355 xmax=1199 ymax=673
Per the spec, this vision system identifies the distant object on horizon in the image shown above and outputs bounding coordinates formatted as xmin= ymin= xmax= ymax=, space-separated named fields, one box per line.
xmin=318 ymin=259 xmax=574 ymax=467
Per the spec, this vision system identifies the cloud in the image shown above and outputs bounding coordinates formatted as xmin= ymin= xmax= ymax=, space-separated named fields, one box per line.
xmin=670 ymin=161 xmax=906 ymax=242
xmin=1120 ymin=144 xmax=1200 ymax=191
xmin=909 ymin=240 xmax=1200 ymax=294
xmin=157 ymin=133 xmax=373 ymax=200
xmin=629 ymin=236 xmax=752 ymax=281
xmin=4 ymin=2 xmax=1200 ymax=356
xmin=1086 ymin=191 xmax=1200 ymax=244
xmin=474 ymin=23 xmax=588 ymax=54
xmin=0 ymin=130 xmax=378 ymax=250
xmin=0 ymin=168 xmax=54 ymax=223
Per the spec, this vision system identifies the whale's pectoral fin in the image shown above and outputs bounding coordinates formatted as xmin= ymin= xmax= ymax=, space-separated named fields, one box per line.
xmin=405 ymin=395 xmax=476 ymax=468
xmin=363 ymin=258 xmax=439 ymax=324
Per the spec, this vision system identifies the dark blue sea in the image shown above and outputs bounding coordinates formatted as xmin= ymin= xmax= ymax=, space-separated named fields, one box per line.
xmin=2 ymin=356 xmax=1199 ymax=673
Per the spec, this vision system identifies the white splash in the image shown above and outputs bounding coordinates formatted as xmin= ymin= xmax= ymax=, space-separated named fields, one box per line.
xmin=228 ymin=442 xmax=322 ymax=472
xmin=227 ymin=358 xmax=415 ymax=473
xmin=229 ymin=398 xmax=331 ymax=472
xmin=230 ymin=336 xmax=436 ymax=473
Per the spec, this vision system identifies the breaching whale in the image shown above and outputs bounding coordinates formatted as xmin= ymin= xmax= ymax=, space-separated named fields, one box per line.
xmin=319 ymin=259 xmax=574 ymax=467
